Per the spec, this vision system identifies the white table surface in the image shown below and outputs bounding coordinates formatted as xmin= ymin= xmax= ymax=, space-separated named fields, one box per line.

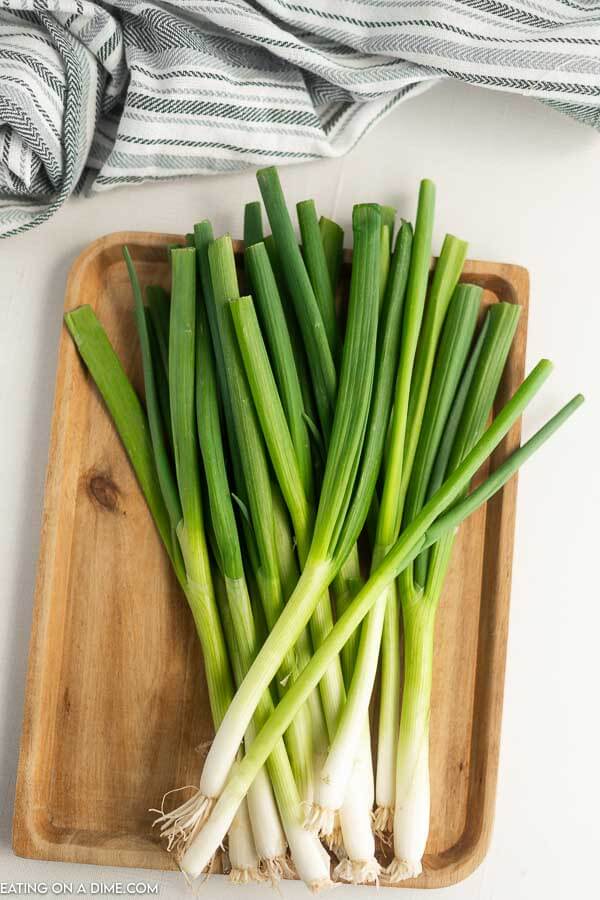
xmin=1 ymin=80 xmax=598 ymax=900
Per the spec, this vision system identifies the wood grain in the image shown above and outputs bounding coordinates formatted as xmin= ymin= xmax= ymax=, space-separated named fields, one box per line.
xmin=12 ymin=231 xmax=529 ymax=888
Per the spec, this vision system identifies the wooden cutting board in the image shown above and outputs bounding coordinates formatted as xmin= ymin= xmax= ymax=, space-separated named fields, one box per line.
xmin=12 ymin=231 xmax=529 ymax=888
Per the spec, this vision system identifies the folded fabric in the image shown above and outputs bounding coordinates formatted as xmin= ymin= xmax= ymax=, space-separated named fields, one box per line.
xmin=1 ymin=0 xmax=599 ymax=238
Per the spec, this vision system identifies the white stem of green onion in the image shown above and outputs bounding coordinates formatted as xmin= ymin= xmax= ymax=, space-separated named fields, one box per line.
xmin=374 ymin=581 xmax=401 ymax=831
xmin=335 ymin=739 xmax=379 ymax=884
xmin=227 ymin=798 xmax=262 ymax=884
xmin=388 ymin=599 xmax=436 ymax=882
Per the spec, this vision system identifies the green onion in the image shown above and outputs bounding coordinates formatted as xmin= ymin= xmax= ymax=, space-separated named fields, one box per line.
xmin=404 ymin=285 xmax=481 ymax=588
xmin=195 ymin=294 xmax=329 ymax=884
xmin=230 ymin=280 xmax=372 ymax=868
xmin=202 ymin=234 xmax=314 ymax=802
xmin=124 ymin=252 xmax=180 ymax=537
xmin=243 ymin=238 xmax=372 ymax=850
xmin=399 ymin=234 xmax=469 ymax=506
xmin=379 ymin=225 xmax=391 ymax=308
xmin=425 ymin=393 xmax=584 ymax=543
xmin=318 ymin=216 xmax=344 ymax=295
xmin=311 ymin=204 xmax=381 ymax=561
xmin=311 ymin=220 xmax=413 ymax=823
xmin=230 ymin=295 xmax=310 ymax=543
xmin=201 ymin=203 xmax=382 ymax=875
xmin=244 ymin=242 xmax=313 ymax=499
xmin=244 ymin=201 xmax=264 ymax=248
xmin=145 ymin=310 xmax=172 ymax=449
xmin=66 ymin=270 xmax=236 ymax=852
xmin=165 ymin=246 xmax=236 ymax=745
xmin=297 ymin=199 xmax=340 ymax=360
xmin=380 ymin=205 xmax=396 ymax=248
xmin=263 ymin=233 xmax=320 ymax=445
xmin=389 ymin=299 xmax=521 ymax=881
xmin=313 ymin=192 xmax=458 ymax=833
xmin=257 ymin=166 xmax=337 ymax=436
xmin=146 ymin=285 xmax=170 ymax=375
xmin=64 ymin=305 xmax=175 ymax=569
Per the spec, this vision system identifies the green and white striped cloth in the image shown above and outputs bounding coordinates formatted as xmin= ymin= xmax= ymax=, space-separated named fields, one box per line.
xmin=1 ymin=0 xmax=599 ymax=238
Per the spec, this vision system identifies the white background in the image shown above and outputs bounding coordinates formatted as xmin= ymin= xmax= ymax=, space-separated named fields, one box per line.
xmin=1 ymin=80 xmax=598 ymax=899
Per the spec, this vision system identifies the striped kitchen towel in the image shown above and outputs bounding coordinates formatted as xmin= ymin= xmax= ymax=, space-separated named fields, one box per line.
xmin=1 ymin=0 xmax=599 ymax=238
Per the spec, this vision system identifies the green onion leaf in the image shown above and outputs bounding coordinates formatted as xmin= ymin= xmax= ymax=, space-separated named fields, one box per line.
xmin=318 ymin=216 xmax=344 ymax=295
xmin=244 ymin=201 xmax=263 ymax=249
xmin=297 ymin=199 xmax=340 ymax=360
xmin=257 ymin=166 xmax=337 ymax=436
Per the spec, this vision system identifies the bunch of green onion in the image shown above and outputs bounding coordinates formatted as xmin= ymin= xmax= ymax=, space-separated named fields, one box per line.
xmin=65 ymin=168 xmax=582 ymax=890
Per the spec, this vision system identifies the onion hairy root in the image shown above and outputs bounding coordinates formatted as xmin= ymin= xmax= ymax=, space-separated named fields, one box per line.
xmin=372 ymin=805 xmax=394 ymax=842
xmin=384 ymin=856 xmax=422 ymax=882
xmin=228 ymin=865 xmax=265 ymax=885
xmin=322 ymin=813 xmax=344 ymax=859
xmin=303 ymin=802 xmax=336 ymax=839
xmin=261 ymin=855 xmax=296 ymax=884
xmin=334 ymin=857 xmax=380 ymax=885
xmin=151 ymin=787 xmax=215 ymax=857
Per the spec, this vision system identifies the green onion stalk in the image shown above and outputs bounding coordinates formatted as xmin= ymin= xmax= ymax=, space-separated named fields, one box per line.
xmin=243 ymin=238 xmax=329 ymax=776
xmin=156 ymin=230 xmax=329 ymax=881
xmin=243 ymin=200 xmax=264 ymax=249
xmin=236 ymin=213 xmax=413 ymax=865
xmin=226 ymin=799 xmax=262 ymax=882
xmin=189 ymin=288 xmax=287 ymax=877
xmin=230 ymin=285 xmax=376 ymax=878
xmin=125 ymin=248 xmax=283 ymax=879
xmin=136 ymin=248 xmax=239 ymax=851
xmin=206 ymin=231 xmax=315 ymax=800
xmin=270 ymin=488 xmax=330 ymax=778
xmin=321 ymin=215 xmax=411 ymax=886
xmin=180 ymin=359 xmax=582 ymax=880
xmin=230 ymin=243 xmax=377 ymax=880
xmin=71 ymin=249 xmax=324 ymax=885
xmin=253 ymin=187 xmax=423 ymax=878
xmin=297 ymin=199 xmax=340 ymax=362
xmin=374 ymin=215 xmax=471 ymax=832
xmin=190 ymin=200 xmax=383 ymax=880
xmin=191 ymin=291 xmax=329 ymax=886
xmin=325 ymin=211 xmax=393 ymax=876
xmin=252 ymin=172 xmax=380 ymax=875
xmin=242 ymin=237 xmax=351 ymax=853
xmin=261 ymin=234 xmax=321 ymax=453
xmin=198 ymin=224 xmax=316 ymax=799
xmin=373 ymin=283 xmax=480 ymax=843
xmin=256 ymin=168 xmax=337 ymax=438
xmin=321 ymin=212 xmax=395 ymax=860
xmin=216 ymin=579 xmax=290 ymax=884
xmin=64 ymin=262 xmax=263 ymax=881
xmin=318 ymin=216 xmax=344 ymax=302
xmin=314 ymin=182 xmax=447 ymax=837
xmin=312 ymin=188 xmax=471 ymax=843
xmin=387 ymin=299 xmax=521 ymax=881
xmin=326 ymin=207 xmax=390 ymax=682
xmin=248 ymin=188 xmax=391 ymax=870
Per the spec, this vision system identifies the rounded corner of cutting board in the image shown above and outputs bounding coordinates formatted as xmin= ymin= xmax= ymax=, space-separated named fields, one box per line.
xmin=63 ymin=232 xmax=248 ymax=316
xmin=463 ymin=259 xmax=530 ymax=313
